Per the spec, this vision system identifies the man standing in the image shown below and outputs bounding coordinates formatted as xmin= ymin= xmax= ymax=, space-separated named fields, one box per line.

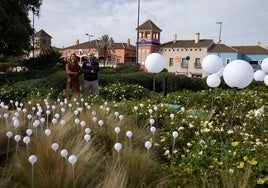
xmin=81 ymin=54 xmax=100 ymax=96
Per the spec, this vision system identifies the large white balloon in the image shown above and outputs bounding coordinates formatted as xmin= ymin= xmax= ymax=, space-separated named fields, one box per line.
xmin=202 ymin=54 xmax=223 ymax=74
xmin=223 ymin=60 xmax=254 ymax=89
xmin=28 ymin=155 xmax=37 ymax=165
xmin=206 ymin=74 xmax=221 ymax=88
xmin=254 ymin=70 xmax=266 ymax=81
xmin=264 ymin=75 xmax=268 ymax=86
xmin=145 ymin=53 xmax=166 ymax=73
xmin=68 ymin=155 xmax=77 ymax=165
xmin=261 ymin=58 xmax=268 ymax=73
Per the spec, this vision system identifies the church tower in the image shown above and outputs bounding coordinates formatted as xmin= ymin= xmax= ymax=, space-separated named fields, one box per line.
xmin=136 ymin=19 xmax=162 ymax=65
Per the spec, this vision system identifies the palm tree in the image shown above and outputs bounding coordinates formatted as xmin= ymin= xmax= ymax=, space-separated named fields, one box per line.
xmin=36 ymin=38 xmax=51 ymax=55
xmin=98 ymin=34 xmax=115 ymax=66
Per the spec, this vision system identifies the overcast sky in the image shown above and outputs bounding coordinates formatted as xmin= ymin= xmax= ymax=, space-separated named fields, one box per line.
xmin=30 ymin=0 xmax=268 ymax=48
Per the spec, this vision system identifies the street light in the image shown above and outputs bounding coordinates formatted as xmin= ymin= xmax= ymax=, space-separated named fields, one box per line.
xmin=32 ymin=7 xmax=36 ymax=61
xmin=216 ymin=22 xmax=222 ymax=56
xmin=136 ymin=0 xmax=140 ymax=65
xmin=85 ymin=33 xmax=93 ymax=54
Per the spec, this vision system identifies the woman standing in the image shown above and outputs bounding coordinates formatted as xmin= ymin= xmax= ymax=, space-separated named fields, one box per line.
xmin=66 ymin=53 xmax=81 ymax=100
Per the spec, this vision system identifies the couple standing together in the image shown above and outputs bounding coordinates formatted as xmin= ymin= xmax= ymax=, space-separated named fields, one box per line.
xmin=66 ymin=53 xmax=99 ymax=100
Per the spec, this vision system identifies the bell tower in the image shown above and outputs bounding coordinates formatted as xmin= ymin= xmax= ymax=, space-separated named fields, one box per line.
xmin=136 ymin=19 xmax=162 ymax=65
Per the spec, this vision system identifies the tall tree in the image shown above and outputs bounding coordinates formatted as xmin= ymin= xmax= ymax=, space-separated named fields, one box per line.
xmin=0 ymin=0 xmax=42 ymax=57
xmin=98 ymin=34 xmax=115 ymax=66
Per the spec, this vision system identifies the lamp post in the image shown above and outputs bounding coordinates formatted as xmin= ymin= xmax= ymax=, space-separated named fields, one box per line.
xmin=85 ymin=33 xmax=93 ymax=54
xmin=136 ymin=0 xmax=140 ymax=65
xmin=216 ymin=22 xmax=222 ymax=56
xmin=32 ymin=7 xmax=35 ymax=61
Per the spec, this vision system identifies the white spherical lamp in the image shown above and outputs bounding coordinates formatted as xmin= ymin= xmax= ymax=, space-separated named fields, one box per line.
xmin=206 ymin=74 xmax=221 ymax=88
xmin=223 ymin=60 xmax=254 ymax=89
xmin=202 ymin=54 xmax=223 ymax=74
xmin=261 ymin=58 xmax=268 ymax=73
xmin=145 ymin=53 xmax=166 ymax=73
xmin=254 ymin=70 xmax=266 ymax=81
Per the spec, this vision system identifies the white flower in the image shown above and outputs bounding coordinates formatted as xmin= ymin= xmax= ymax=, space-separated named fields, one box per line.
xmin=164 ymin=150 xmax=170 ymax=156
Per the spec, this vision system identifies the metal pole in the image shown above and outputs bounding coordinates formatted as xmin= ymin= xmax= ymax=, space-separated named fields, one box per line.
xmin=85 ymin=33 xmax=93 ymax=54
xmin=216 ymin=22 xmax=222 ymax=56
xmin=136 ymin=0 xmax=140 ymax=65
xmin=32 ymin=7 xmax=35 ymax=62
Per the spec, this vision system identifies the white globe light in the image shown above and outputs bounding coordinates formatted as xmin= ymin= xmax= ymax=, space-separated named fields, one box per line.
xmin=126 ymin=131 xmax=133 ymax=138
xmin=150 ymin=126 xmax=156 ymax=133
xmin=172 ymin=131 xmax=179 ymax=138
xmin=26 ymin=129 xmax=33 ymax=136
xmin=14 ymin=135 xmax=21 ymax=142
xmin=85 ymin=128 xmax=91 ymax=134
xmin=261 ymin=58 xmax=268 ymax=73
xmin=206 ymin=74 xmax=221 ymax=88
xmin=6 ymin=131 xmax=13 ymax=138
xmin=45 ymin=129 xmax=51 ymax=136
xmin=202 ymin=54 xmax=223 ymax=74
xmin=114 ymin=143 xmax=122 ymax=152
xmin=145 ymin=53 xmax=166 ymax=73
xmin=60 ymin=149 xmax=68 ymax=158
xmin=145 ymin=141 xmax=152 ymax=150
xmin=114 ymin=127 xmax=120 ymax=134
xmin=264 ymin=75 xmax=268 ymax=86
xmin=84 ymin=134 xmax=91 ymax=142
xmin=28 ymin=155 xmax=37 ymax=165
xmin=223 ymin=60 xmax=254 ymax=89
xmin=51 ymin=143 xmax=59 ymax=152
xmin=23 ymin=136 xmax=30 ymax=145
xmin=254 ymin=70 xmax=266 ymax=81
xmin=68 ymin=155 xmax=77 ymax=165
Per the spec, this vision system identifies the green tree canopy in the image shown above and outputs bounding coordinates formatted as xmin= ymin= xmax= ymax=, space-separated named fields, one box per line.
xmin=0 ymin=0 xmax=42 ymax=57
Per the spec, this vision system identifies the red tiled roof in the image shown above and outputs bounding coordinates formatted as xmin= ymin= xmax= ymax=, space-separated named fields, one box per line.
xmin=160 ymin=39 xmax=214 ymax=48
xmin=34 ymin=29 xmax=52 ymax=38
xmin=137 ymin=19 xmax=162 ymax=32
xmin=208 ymin=43 xmax=237 ymax=53
xmin=232 ymin=45 xmax=268 ymax=54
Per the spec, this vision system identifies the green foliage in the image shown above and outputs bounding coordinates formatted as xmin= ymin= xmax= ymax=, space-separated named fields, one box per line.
xmin=0 ymin=0 xmax=42 ymax=57
xmin=101 ymin=82 xmax=151 ymax=101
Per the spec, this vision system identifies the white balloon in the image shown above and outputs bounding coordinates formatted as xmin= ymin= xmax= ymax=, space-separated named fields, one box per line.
xmin=60 ymin=149 xmax=68 ymax=158
xmin=13 ymin=119 xmax=20 ymax=128
xmin=85 ymin=128 xmax=91 ymax=134
xmin=60 ymin=120 xmax=65 ymax=126
xmin=126 ymin=131 xmax=133 ymax=138
xmin=114 ymin=143 xmax=122 ymax=152
xmin=145 ymin=53 xmax=166 ymax=73
xmin=51 ymin=143 xmax=59 ymax=152
xmin=202 ymin=54 xmax=223 ymax=74
xmin=80 ymin=121 xmax=86 ymax=128
xmin=84 ymin=134 xmax=91 ymax=142
xmin=223 ymin=60 xmax=254 ymax=89
xmin=28 ymin=155 xmax=37 ymax=165
xmin=254 ymin=70 xmax=266 ymax=81
xmin=206 ymin=74 xmax=221 ymax=88
xmin=264 ymin=75 xmax=268 ymax=86
xmin=172 ymin=131 xmax=179 ymax=138
xmin=170 ymin=113 xmax=175 ymax=119
xmin=261 ymin=58 xmax=268 ymax=73
xmin=145 ymin=141 xmax=152 ymax=150
xmin=98 ymin=120 xmax=104 ymax=126
xmin=149 ymin=119 xmax=155 ymax=125
xmin=68 ymin=155 xmax=77 ymax=165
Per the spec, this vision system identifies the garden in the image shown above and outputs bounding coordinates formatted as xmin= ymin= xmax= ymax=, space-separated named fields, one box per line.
xmin=0 ymin=59 xmax=268 ymax=187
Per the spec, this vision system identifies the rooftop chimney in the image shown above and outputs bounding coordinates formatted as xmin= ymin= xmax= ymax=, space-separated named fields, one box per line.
xmin=257 ymin=42 xmax=261 ymax=46
xmin=127 ymin=38 xmax=130 ymax=46
xmin=194 ymin=32 xmax=200 ymax=44
xmin=173 ymin=34 xmax=177 ymax=43
xmin=75 ymin=39 xmax=79 ymax=45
